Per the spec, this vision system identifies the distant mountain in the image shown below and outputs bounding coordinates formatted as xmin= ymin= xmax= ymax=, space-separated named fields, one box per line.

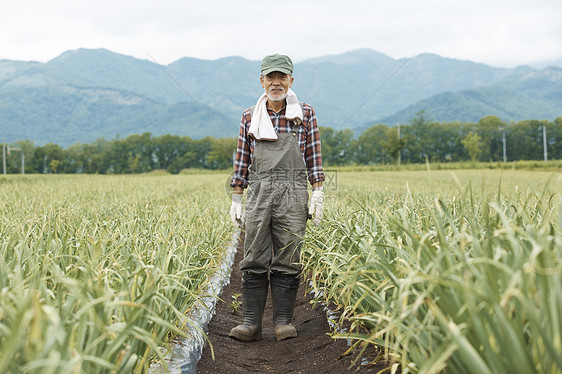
xmin=377 ymin=66 xmax=562 ymax=126
xmin=0 ymin=48 xmax=560 ymax=146
xmin=0 ymin=84 xmax=237 ymax=145
xmin=297 ymin=50 xmax=518 ymax=127
xmin=531 ymin=57 xmax=562 ymax=69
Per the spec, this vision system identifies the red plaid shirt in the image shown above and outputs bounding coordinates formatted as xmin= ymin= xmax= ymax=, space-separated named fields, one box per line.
xmin=231 ymin=102 xmax=325 ymax=188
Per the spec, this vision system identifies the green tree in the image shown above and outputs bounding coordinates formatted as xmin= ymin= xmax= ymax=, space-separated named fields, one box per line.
xmin=82 ymin=141 xmax=107 ymax=174
xmin=319 ymin=127 xmax=354 ymax=166
xmin=461 ymin=131 xmax=483 ymax=162
xmin=429 ymin=121 xmax=466 ymax=162
xmin=168 ymin=136 xmax=203 ymax=173
xmin=121 ymin=133 xmax=155 ymax=173
xmin=206 ymin=137 xmax=237 ymax=169
xmin=5 ymin=140 xmax=34 ymax=174
xmin=356 ymin=124 xmax=389 ymax=164
xmin=477 ymin=115 xmax=506 ymax=161
xmin=190 ymin=137 xmax=213 ymax=169
xmin=63 ymin=143 xmax=82 ymax=173
xmin=510 ymin=120 xmax=550 ymax=160
xmin=50 ymin=159 xmax=60 ymax=174
xmin=383 ymin=126 xmax=406 ymax=164
xmin=550 ymin=117 xmax=562 ymax=159
xmin=402 ymin=110 xmax=432 ymax=163
xmin=153 ymin=134 xmax=187 ymax=171
xmin=31 ymin=143 xmax=65 ymax=174
xmin=128 ymin=153 xmax=140 ymax=173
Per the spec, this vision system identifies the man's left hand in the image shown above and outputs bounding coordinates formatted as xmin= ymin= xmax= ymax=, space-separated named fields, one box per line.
xmin=230 ymin=193 xmax=244 ymax=229
xmin=308 ymin=190 xmax=324 ymax=226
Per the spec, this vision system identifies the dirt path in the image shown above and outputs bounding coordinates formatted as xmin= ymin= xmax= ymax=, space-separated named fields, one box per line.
xmin=196 ymin=233 xmax=387 ymax=374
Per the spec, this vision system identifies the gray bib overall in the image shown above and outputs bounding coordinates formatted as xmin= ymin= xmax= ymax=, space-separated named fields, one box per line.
xmin=240 ymin=123 xmax=309 ymax=276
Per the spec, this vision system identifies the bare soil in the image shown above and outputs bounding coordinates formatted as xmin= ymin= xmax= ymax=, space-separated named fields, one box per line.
xmin=196 ymin=233 xmax=388 ymax=374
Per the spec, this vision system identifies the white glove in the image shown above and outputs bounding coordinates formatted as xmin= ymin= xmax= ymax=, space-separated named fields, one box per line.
xmin=230 ymin=193 xmax=244 ymax=228
xmin=308 ymin=190 xmax=324 ymax=226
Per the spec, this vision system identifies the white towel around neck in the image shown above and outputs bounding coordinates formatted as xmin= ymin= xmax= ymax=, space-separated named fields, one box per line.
xmin=248 ymin=89 xmax=303 ymax=141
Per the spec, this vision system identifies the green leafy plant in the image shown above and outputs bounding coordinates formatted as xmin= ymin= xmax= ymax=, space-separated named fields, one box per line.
xmin=0 ymin=174 xmax=233 ymax=373
xmin=229 ymin=293 xmax=242 ymax=315
xmin=303 ymin=170 xmax=562 ymax=373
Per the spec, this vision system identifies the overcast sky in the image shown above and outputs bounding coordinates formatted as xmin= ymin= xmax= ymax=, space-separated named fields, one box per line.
xmin=2 ymin=0 xmax=561 ymax=68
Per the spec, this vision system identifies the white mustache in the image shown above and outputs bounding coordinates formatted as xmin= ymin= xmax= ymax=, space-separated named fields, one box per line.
xmin=266 ymin=87 xmax=287 ymax=101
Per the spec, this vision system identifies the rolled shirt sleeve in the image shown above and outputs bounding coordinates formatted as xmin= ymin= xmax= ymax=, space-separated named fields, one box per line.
xmin=230 ymin=109 xmax=252 ymax=188
xmin=302 ymin=104 xmax=325 ymax=185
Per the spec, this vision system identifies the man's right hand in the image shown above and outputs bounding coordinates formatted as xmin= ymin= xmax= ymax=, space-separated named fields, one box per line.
xmin=230 ymin=193 xmax=244 ymax=228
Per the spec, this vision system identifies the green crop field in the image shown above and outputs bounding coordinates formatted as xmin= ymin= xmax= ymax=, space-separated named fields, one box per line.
xmin=1 ymin=169 xmax=561 ymax=373
xmin=304 ymin=169 xmax=562 ymax=373
xmin=0 ymin=174 xmax=233 ymax=373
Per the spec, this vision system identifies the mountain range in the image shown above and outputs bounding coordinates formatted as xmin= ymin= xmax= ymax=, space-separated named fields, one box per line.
xmin=0 ymin=48 xmax=560 ymax=146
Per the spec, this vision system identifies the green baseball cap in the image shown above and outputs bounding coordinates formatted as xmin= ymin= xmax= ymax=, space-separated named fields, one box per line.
xmin=261 ymin=54 xmax=293 ymax=75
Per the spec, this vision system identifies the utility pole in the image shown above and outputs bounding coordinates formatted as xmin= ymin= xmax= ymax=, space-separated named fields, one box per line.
xmin=397 ymin=123 xmax=401 ymax=166
xmin=8 ymin=146 xmax=24 ymax=174
xmin=2 ymin=143 xmax=6 ymax=175
xmin=499 ymin=127 xmax=507 ymax=163
xmin=543 ymin=125 xmax=548 ymax=162
xmin=2 ymin=143 xmax=25 ymax=175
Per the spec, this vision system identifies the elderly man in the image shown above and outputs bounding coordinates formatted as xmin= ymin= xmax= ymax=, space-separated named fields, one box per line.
xmin=229 ymin=54 xmax=325 ymax=341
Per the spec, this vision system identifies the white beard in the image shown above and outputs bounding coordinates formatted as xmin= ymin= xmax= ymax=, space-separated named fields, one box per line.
xmin=266 ymin=88 xmax=287 ymax=102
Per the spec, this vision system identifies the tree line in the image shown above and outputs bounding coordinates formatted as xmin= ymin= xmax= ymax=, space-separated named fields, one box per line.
xmin=3 ymin=113 xmax=561 ymax=174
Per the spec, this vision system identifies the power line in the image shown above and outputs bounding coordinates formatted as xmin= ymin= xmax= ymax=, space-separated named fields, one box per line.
xmin=145 ymin=51 xmax=235 ymax=139
xmin=335 ymin=54 xmax=414 ymax=131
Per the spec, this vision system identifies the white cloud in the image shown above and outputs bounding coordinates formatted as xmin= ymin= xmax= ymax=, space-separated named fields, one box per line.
xmin=1 ymin=0 xmax=560 ymax=67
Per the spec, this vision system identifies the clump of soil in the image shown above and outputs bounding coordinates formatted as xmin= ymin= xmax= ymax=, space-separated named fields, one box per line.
xmin=196 ymin=234 xmax=388 ymax=374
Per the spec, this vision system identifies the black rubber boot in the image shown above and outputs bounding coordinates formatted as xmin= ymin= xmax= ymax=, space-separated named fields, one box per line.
xmin=270 ymin=272 xmax=300 ymax=341
xmin=229 ymin=272 xmax=269 ymax=342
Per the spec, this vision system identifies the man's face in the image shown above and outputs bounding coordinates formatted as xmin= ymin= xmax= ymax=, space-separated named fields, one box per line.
xmin=260 ymin=72 xmax=294 ymax=102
